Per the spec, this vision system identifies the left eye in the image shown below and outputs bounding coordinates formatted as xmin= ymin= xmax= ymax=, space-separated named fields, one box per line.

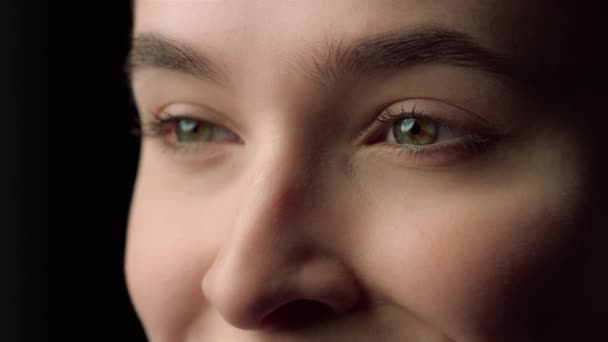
xmin=385 ymin=117 xmax=463 ymax=146
xmin=165 ymin=118 xmax=237 ymax=144
xmin=175 ymin=119 xmax=212 ymax=143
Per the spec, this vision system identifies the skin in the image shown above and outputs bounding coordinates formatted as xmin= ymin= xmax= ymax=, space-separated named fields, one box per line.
xmin=125 ymin=1 xmax=605 ymax=341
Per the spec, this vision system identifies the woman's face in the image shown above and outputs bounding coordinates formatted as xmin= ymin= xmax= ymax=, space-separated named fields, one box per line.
xmin=126 ymin=1 xmax=601 ymax=341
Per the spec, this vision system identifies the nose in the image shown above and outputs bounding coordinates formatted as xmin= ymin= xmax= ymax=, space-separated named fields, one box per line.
xmin=201 ymin=148 xmax=360 ymax=330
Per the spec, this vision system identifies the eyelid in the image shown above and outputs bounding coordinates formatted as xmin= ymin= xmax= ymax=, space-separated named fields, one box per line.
xmin=353 ymin=98 xmax=509 ymax=168
xmin=137 ymin=103 xmax=244 ymax=164
xmin=142 ymin=102 xmax=245 ymax=141
xmin=359 ymin=98 xmax=504 ymax=145
xmin=372 ymin=106 xmax=468 ymax=145
xmin=147 ymin=114 xmax=241 ymax=145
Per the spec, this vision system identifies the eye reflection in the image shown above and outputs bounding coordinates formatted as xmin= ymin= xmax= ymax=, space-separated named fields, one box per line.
xmin=175 ymin=119 xmax=213 ymax=144
xmin=392 ymin=118 xmax=438 ymax=145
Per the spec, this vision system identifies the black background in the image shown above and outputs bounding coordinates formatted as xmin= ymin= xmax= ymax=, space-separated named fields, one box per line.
xmin=5 ymin=2 xmax=146 ymax=340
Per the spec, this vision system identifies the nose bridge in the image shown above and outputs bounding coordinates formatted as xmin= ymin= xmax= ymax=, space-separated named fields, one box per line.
xmin=201 ymin=136 xmax=360 ymax=329
xmin=249 ymin=138 xmax=318 ymax=221
xmin=219 ymin=144 xmax=317 ymax=290
xmin=243 ymin=110 xmax=338 ymax=235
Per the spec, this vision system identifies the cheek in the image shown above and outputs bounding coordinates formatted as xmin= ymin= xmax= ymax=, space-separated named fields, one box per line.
xmin=126 ymin=198 xmax=209 ymax=340
xmin=125 ymin=153 xmax=236 ymax=339
xmin=353 ymin=150 xmax=582 ymax=340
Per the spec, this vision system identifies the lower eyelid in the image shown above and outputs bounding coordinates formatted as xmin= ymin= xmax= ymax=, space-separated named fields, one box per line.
xmin=369 ymin=135 xmax=493 ymax=168
xmin=149 ymin=137 xmax=237 ymax=166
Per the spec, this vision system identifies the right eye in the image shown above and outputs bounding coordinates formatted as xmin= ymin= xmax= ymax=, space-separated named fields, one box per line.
xmin=149 ymin=115 xmax=240 ymax=146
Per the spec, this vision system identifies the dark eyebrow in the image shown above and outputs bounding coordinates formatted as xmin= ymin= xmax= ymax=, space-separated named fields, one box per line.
xmin=126 ymin=28 xmax=532 ymax=90
xmin=302 ymin=27 xmax=532 ymax=87
xmin=126 ymin=33 xmax=228 ymax=86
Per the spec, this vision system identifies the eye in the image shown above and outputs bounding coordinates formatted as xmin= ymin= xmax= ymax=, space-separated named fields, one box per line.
xmin=142 ymin=114 xmax=240 ymax=148
xmin=378 ymin=105 xmax=473 ymax=148
xmin=172 ymin=118 xmax=236 ymax=144
xmin=389 ymin=117 xmax=437 ymax=145
xmin=385 ymin=116 xmax=465 ymax=146
xmin=364 ymin=102 xmax=497 ymax=167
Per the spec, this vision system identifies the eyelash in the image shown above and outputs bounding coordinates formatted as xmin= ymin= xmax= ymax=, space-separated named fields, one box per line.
xmin=140 ymin=112 xmax=177 ymax=137
xmin=137 ymin=113 xmax=229 ymax=157
xmin=367 ymin=105 xmax=494 ymax=163
xmin=136 ymin=106 xmax=494 ymax=164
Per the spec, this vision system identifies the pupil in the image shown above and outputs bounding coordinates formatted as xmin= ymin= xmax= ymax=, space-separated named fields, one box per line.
xmin=408 ymin=121 xmax=420 ymax=135
xmin=393 ymin=117 xmax=436 ymax=145
xmin=400 ymin=119 xmax=420 ymax=135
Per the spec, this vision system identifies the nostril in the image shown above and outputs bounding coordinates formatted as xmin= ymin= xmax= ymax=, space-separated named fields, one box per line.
xmin=260 ymin=300 xmax=335 ymax=331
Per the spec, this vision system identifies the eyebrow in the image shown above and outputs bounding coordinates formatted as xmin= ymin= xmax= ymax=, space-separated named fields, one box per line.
xmin=126 ymin=28 xmax=531 ymax=89
xmin=305 ymin=28 xmax=530 ymax=87
xmin=126 ymin=33 xmax=228 ymax=86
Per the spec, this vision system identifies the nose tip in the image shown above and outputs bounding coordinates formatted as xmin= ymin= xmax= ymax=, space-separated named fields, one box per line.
xmin=202 ymin=254 xmax=360 ymax=330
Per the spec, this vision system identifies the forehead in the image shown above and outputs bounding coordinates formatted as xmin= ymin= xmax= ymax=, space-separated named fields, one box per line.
xmin=132 ymin=0 xmax=561 ymax=64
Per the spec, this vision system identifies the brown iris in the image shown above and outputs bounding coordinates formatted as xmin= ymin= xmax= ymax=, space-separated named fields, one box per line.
xmin=393 ymin=118 xmax=438 ymax=145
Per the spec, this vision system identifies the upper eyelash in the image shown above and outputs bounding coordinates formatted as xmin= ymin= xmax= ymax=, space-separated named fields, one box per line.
xmin=137 ymin=106 xmax=493 ymax=161
xmin=377 ymin=104 xmax=424 ymax=123
xmin=367 ymin=104 xmax=495 ymax=160
xmin=375 ymin=104 xmax=463 ymax=135
xmin=135 ymin=113 xmax=216 ymax=157
xmin=137 ymin=113 xmax=184 ymax=138
xmin=372 ymin=103 xmax=496 ymax=144
xmin=138 ymin=106 xmax=475 ymax=141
